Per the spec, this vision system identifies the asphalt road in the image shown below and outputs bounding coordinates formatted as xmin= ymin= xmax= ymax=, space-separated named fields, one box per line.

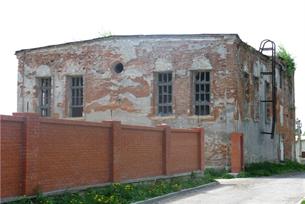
xmin=160 ymin=173 xmax=305 ymax=204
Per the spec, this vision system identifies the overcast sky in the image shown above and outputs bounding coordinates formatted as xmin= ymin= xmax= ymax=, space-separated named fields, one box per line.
xmin=0 ymin=0 xmax=304 ymax=131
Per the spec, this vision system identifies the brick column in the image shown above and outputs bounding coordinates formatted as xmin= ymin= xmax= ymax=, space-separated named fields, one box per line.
xmin=110 ymin=121 xmax=121 ymax=182
xmin=194 ymin=128 xmax=205 ymax=171
xmin=231 ymin=132 xmax=244 ymax=173
xmin=158 ymin=124 xmax=171 ymax=176
xmin=13 ymin=112 xmax=40 ymax=195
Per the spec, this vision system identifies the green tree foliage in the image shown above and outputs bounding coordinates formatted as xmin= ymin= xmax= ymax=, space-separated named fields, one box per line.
xmin=277 ymin=46 xmax=296 ymax=77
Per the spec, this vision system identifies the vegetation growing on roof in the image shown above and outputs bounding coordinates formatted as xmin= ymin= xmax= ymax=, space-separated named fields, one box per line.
xmin=277 ymin=46 xmax=296 ymax=77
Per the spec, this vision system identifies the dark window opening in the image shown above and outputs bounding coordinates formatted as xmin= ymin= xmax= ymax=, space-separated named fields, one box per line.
xmin=71 ymin=76 xmax=83 ymax=117
xmin=39 ymin=78 xmax=51 ymax=117
xmin=157 ymin=72 xmax=172 ymax=116
xmin=193 ymin=71 xmax=210 ymax=115
xmin=114 ymin=63 xmax=124 ymax=73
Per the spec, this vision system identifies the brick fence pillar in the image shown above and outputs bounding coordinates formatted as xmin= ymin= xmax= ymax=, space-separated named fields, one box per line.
xmin=13 ymin=112 xmax=40 ymax=195
xmin=110 ymin=121 xmax=121 ymax=182
xmin=158 ymin=124 xmax=171 ymax=176
xmin=231 ymin=132 xmax=244 ymax=173
xmin=193 ymin=128 xmax=205 ymax=171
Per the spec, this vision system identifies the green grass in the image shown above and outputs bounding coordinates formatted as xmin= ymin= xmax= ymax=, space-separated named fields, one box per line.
xmin=10 ymin=173 xmax=214 ymax=204
xmin=237 ymin=160 xmax=305 ymax=178
xmin=10 ymin=161 xmax=304 ymax=203
xmin=302 ymin=200 xmax=305 ymax=204
xmin=204 ymin=168 xmax=235 ymax=179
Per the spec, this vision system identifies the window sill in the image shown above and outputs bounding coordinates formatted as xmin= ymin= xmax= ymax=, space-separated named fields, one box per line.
xmin=187 ymin=115 xmax=215 ymax=121
xmin=151 ymin=115 xmax=176 ymax=120
xmin=64 ymin=116 xmax=84 ymax=120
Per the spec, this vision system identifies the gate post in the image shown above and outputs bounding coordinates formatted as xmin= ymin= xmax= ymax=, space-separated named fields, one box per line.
xmin=231 ymin=132 xmax=244 ymax=173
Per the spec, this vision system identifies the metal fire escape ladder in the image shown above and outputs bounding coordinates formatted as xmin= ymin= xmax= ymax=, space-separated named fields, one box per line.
xmin=259 ymin=39 xmax=276 ymax=139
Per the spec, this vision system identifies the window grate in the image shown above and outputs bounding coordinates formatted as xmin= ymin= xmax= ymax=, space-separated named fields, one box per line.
xmin=71 ymin=76 xmax=83 ymax=117
xmin=39 ymin=78 xmax=51 ymax=117
xmin=157 ymin=72 xmax=172 ymax=116
xmin=193 ymin=71 xmax=210 ymax=115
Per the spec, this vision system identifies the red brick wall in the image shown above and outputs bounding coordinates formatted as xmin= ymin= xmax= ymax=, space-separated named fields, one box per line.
xmin=170 ymin=129 xmax=201 ymax=174
xmin=120 ymin=125 xmax=163 ymax=180
xmin=38 ymin=120 xmax=112 ymax=192
xmin=0 ymin=116 xmax=24 ymax=198
xmin=0 ymin=113 xmax=204 ymax=200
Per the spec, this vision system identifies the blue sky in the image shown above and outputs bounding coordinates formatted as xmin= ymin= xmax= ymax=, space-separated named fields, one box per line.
xmin=1 ymin=0 xmax=304 ymax=131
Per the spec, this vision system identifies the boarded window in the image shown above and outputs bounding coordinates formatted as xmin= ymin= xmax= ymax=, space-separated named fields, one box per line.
xmin=39 ymin=78 xmax=51 ymax=117
xmin=193 ymin=71 xmax=210 ymax=115
xmin=302 ymin=151 xmax=305 ymax=158
xmin=265 ymin=81 xmax=271 ymax=123
xmin=244 ymin=72 xmax=250 ymax=102
xmin=253 ymin=76 xmax=260 ymax=120
xmin=279 ymin=68 xmax=283 ymax=89
xmin=70 ymin=76 xmax=83 ymax=117
xmin=243 ymin=72 xmax=250 ymax=118
xmin=157 ymin=72 xmax=173 ymax=116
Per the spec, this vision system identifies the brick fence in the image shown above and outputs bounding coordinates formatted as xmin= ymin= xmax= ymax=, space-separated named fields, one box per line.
xmin=0 ymin=113 xmax=204 ymax=200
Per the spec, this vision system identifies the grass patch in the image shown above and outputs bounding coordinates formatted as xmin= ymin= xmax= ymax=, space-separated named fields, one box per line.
xmin=10 ymin=173 xmax=214 ymax=204
xmin=237 ymin=160 xmax=305 ymax=178
xmin=301 ymin=200 xmax=305 ymax=204
xmin=204 ymin=168 xmax=234 ymax=179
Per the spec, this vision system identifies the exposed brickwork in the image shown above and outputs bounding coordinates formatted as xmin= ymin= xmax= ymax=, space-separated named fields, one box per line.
xmin=15 ymin=34 xmax=295 ymax=167
xmin=0 ymin=113 xmax=203 ymax=199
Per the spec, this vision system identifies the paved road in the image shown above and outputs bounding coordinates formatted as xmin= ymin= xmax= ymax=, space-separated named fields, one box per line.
xmin=161 ymin=173 xmax=305 ymax=204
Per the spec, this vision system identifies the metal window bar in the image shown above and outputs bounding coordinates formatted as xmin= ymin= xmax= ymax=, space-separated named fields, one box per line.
xmin=194 ymin=71 xmax=210 ymax=115
xmin=40 ymin=78 xmax=51 ymax=117
xmin=157 ymin=72 xmax=172 ymax=116
xmin=71 ymin=76 xmax=83 ymax=117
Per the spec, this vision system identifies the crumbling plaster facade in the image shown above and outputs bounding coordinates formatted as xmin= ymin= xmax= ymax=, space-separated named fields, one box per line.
xmin=16 ymin=34 xmax=295 ymax=168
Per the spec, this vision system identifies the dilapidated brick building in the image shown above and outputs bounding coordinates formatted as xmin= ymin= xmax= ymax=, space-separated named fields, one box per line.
xmin=16 ymin=34 xmax=295 ymax=168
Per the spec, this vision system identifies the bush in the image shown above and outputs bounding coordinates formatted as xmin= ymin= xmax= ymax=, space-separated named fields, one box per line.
xmin=277 ymin=46 xmax=296 ymax=77
xmin=237 ymin=160 xmax=305 ymax=177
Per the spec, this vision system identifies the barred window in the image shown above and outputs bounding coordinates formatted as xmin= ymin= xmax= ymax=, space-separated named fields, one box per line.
xmin=157 ymin=72 xmax=172 ymax=116
xmin=70 ymin=76 xmax=83 ymax=117
xmin=193 ymin=71 xmax=210 ymax=115
xmin=39 ymin=78 xmax=51 ymax=117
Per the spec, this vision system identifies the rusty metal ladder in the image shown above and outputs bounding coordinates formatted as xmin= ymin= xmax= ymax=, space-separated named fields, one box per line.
xmin=259 ymin=39 xmax=276 ymax=139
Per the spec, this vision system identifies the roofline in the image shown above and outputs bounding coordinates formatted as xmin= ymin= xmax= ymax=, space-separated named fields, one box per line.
xmin=15 ymin=33 xmax=241 ymax=55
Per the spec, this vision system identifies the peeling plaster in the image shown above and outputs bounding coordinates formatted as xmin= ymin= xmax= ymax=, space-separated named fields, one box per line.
xmin=16 ymin=35 xmax=295 ymax=167
xmin=190 ymin=56 xmax=212 ymax=70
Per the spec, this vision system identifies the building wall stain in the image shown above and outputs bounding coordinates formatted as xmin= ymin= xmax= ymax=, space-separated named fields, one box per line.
xmin=16 ymin=35 xmax=295 ymax=168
